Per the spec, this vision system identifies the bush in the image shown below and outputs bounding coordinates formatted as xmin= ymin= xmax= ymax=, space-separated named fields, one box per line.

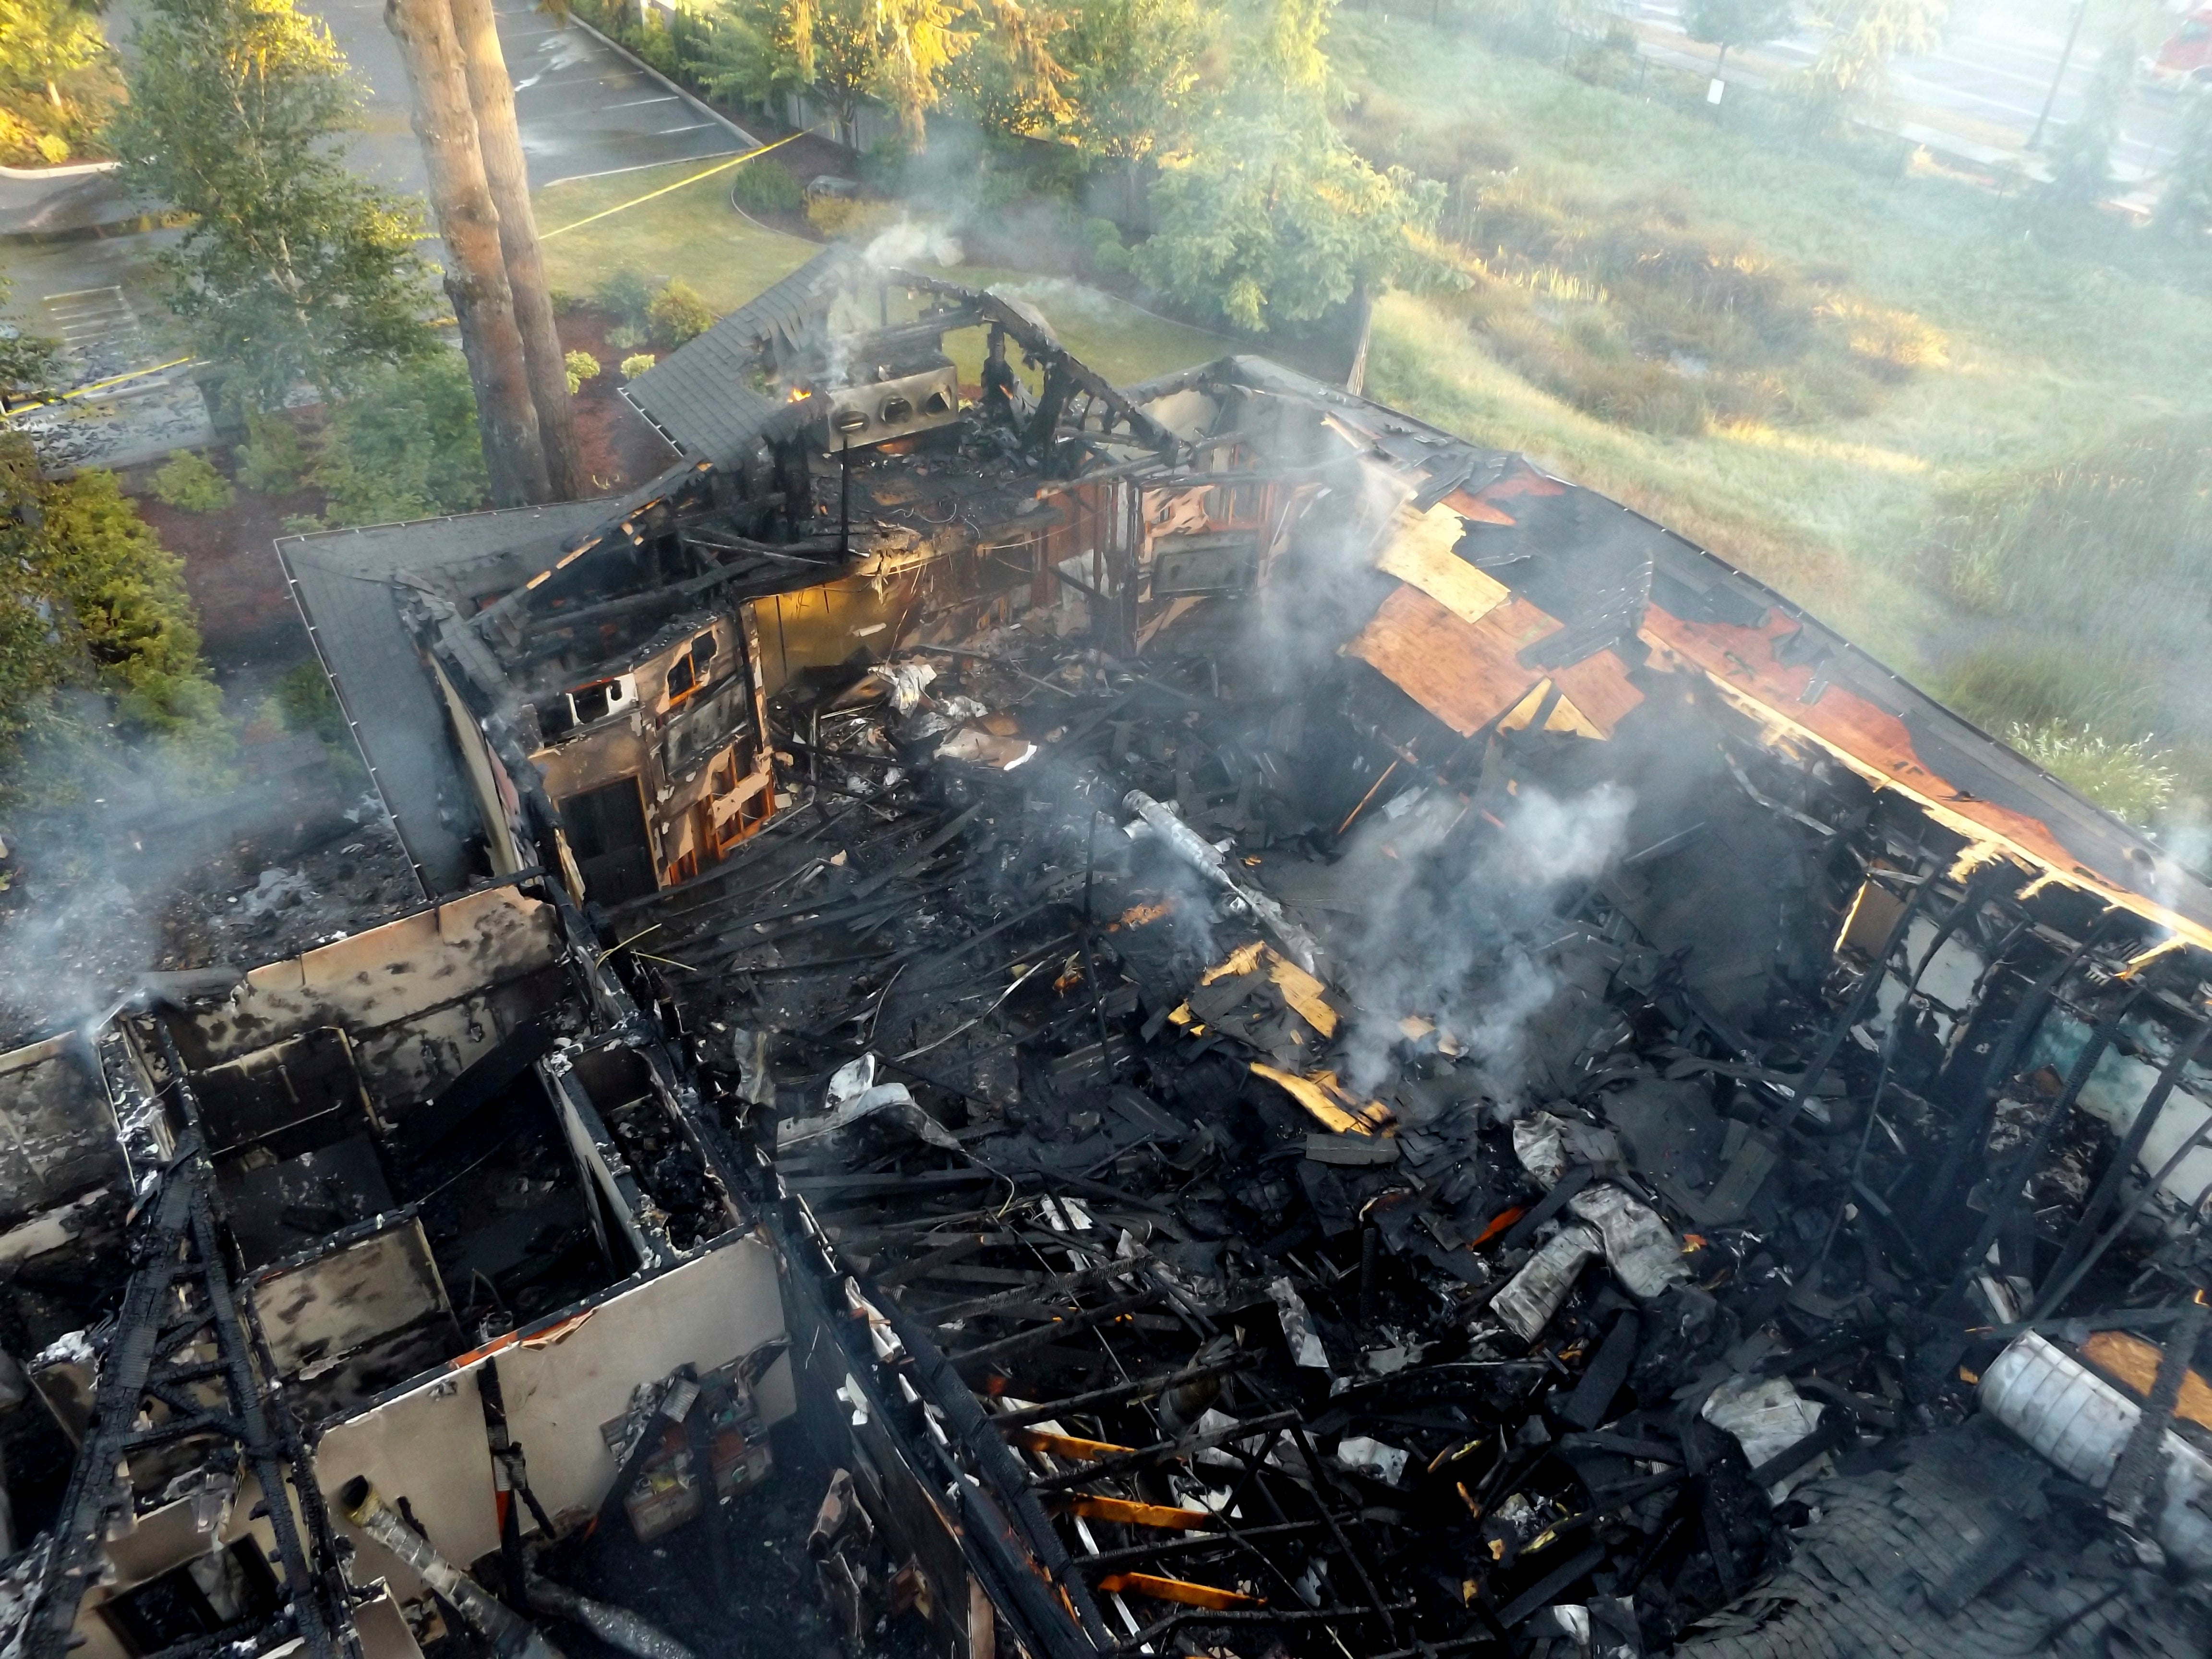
xmin=234 ymin=410 xmax=310 ymax=495
xmin=807 ymin=196 xmax=898 ymax=241
xmin=2009 ymin=720 xmax=2176 ymax=827
xmin=729 ymin=158 xmax=804 ymax=216
xmin=606 ymin=323 xmax=647 ymax=352
xmin=311 ymin=353 xmax=489 ymax=528
xmin=597 ymin=268 xmax=654 ymax=331
xmin=150 ymin=451 xmax=235 ymax=513
xmin=620 ymin=353 xmax=658 ymax=380
xmin=647 ymin=278 xmax=713 ymax=348
xmin=0 ymin=435 xmax=228 ymax=769
xmin=1082 ymin=217 xmax=1133 ymax=277
xmin=565 ymin=350 xmax=602 ymax=395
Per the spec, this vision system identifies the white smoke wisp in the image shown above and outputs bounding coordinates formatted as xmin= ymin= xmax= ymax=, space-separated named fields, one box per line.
xmin=863 ymin=216 xmax=963 ymax=271
xmin=1332 ymin=780 xmax=1637 ymax=1102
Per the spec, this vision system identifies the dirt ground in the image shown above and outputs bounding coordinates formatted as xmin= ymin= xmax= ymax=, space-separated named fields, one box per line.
xmin=120 ymin=368 xmax=675 ymax=683
xmin=125 ymin=467 xmax=324 ymax=683
xmin=556 ymin=308 xmax=685 ymax=492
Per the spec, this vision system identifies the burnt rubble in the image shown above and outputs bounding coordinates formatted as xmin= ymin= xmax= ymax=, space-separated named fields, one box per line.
xmin=634 ymin=616 xmax=2212 ymax=1658
xmin=5 ymin=249 xmax=2212 ymax=1659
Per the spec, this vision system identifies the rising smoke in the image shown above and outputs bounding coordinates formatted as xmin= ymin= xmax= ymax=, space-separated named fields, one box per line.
xmin=1330 ymin=778 xmax=1637 ymax=1104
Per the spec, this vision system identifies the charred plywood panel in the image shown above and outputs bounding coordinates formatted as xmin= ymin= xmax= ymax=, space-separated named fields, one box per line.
xmin=177 ymin=887 xmax=560 ymax=1068
xmin=172 ymin=887 xmax=566 ymax=1114
xmin=1344 ymin=587 xmax=1560 ymax=739
xmin=255 ymin=1219 xmax=454 ymax=1387
xmin=1374 ymin=504 xmax=1509 ymax=626
xmin=0 ymin=1035 xmax=128 ymax=1230
xmin=317 ymin=1233 xmax=791 ymax=1582
xmin=195 ymin=1027 xmax=376 ymax=1157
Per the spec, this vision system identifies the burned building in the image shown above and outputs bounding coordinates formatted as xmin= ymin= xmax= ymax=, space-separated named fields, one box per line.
xmin=0 ymin=882 xmax=788 ymax=1659
xmin=7 ymin=245 xmax=2212 ymax=1659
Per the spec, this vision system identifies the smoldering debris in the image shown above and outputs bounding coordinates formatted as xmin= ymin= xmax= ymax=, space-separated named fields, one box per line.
xmin=613 ymin=616 xmax=2212 ymax=1659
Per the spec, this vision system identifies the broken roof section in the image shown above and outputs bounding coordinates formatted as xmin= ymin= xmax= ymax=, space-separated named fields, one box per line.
xmin=1144 ymin=353 xmax=2212 ymax=946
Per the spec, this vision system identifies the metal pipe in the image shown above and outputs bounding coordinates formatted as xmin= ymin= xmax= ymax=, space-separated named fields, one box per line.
xmin=341 ymin=1479 xmax=563 ymax=1659
xmin=526 ymin=1577 xmax=699 ymax=1659
xmin=1123 ymin=790 xmax=1318 ymax=971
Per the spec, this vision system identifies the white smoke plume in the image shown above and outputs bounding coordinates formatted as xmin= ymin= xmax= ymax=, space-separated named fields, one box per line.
xmin=863 ymin=216 xmax=965 ymax=271
xmin=1331 ymin=779 xmax=1636 ymax=1102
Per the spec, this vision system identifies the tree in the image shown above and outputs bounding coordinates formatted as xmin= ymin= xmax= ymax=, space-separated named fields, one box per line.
xmin=1808 ymin=0 xmax=1946 ymax=103
xmin=111 ymin=0 xmax=440 ymax=412
xmin=2043 ymin=32 xmax=2131 ymax=221
xmin=1683 ymin=0 xmax=1791 ymax=75
xmin=0 ymin=431 xmax=228 ymax=797
xmin=2157 ymin=86 xmax=2212 ymax=241
xmin=385 ymin=0 xmax=551 ymax=506
xmin=309 ymin=352 xmax=491 ymax=526
xmin=0 ymin=0 xmax=105 ymax=115
xmin=448 ymin=0 xmax=585 ymax=499
xmin=1056 ymin=0 xmax=1207 ymax=217
xmin=1238 ymin=0 xmax=1334 ymax=97
xmin=1136 ymin=106 xmax=1443 ymax=333
xmin=730 ymin=0 xmax=882 ymax=149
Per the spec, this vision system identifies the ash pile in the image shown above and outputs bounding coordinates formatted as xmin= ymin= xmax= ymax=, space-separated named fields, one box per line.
xmin=619 ymin=619 xmax=2212 ymax=1659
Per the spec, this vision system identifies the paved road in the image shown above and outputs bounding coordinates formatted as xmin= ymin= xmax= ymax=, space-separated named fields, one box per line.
xmin=2 ymin=1 xmax=753 ymax=468
xmin=1626 ymin=0 xmax=2191 ymax=181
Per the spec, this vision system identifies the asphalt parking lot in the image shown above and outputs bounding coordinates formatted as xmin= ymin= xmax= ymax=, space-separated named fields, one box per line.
xmin=2 ymin=0 xmax=759 ymax=465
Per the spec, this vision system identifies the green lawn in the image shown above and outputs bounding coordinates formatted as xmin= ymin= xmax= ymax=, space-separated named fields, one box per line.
xmin=1339 ymin=17 xmax=2212 ymax=699
xmin=535 ymin=159 xmax=820 ymax=314
xmin=529 ymin=167 xmax=1225 ymax=387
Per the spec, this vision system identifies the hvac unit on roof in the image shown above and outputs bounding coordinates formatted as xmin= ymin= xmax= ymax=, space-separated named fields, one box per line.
xmin=820 ymin=358 xmax=961 ymax=449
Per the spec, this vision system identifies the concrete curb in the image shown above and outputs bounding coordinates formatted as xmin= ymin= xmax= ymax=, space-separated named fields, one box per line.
xmin=0 ymin=157 xmax=120 ymax=180
xmin=559 ymin=15 xmax=759 ymax=151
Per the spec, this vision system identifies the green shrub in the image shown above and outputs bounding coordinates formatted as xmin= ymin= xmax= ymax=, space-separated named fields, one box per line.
xmin=647 ymin=277 xmax=713 ymax=348
xmin=565 ymin=350 xmax=602 ymax=395
xmin=729 ymin=158 xmax=804 ymax=216
xmin=1082 ymin=217 xmax=1133 ymax=277
xmin=311 ymin=353 xmax=489 ymax=529
xmin=150 ymin=451 xmax=235 ymax=513
xmin=0 ymin=435 xmax=230 ymax=790
xmin=596 ymin=268 xmax=654 ymax=330
xmin=806 ymin=195 xmax=898 ymax=241
xmin=234 ymin=411 xmax=310 ymax=495
xmin=620 ymin=352 xmax=658 ymax=380
xmin=276 ymin=660 xmax=347 ymax=746
xmin=606 ymin=323 xmax=647 ymax=352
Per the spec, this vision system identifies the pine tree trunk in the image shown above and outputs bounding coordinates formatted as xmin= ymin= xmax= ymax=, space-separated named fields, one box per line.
xmin=386 ymin=0 xmax=552 ymax=507
xmin=448 ymin=0 xmax=587 ymax=499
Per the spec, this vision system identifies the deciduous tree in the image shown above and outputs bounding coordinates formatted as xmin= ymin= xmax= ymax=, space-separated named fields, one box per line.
xmin=1056 ymin=0 xmax=1207 ymax=216
xmin=1683 ymin=0 xmax=1792 ymax=74
xmin=1807 ymin=0 xmax=1945 ymax=103
xmin=1136 ymin=106 xmax=1443 ymax=333
xmin=0 ymin=0 xmax=105 ymax=115
xmin=111 ymin=0 xmax=439 ymax=411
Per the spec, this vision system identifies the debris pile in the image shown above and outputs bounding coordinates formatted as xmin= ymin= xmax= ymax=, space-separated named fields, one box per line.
xmin=624 ymin=621 xmax=2212 ymax=1655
